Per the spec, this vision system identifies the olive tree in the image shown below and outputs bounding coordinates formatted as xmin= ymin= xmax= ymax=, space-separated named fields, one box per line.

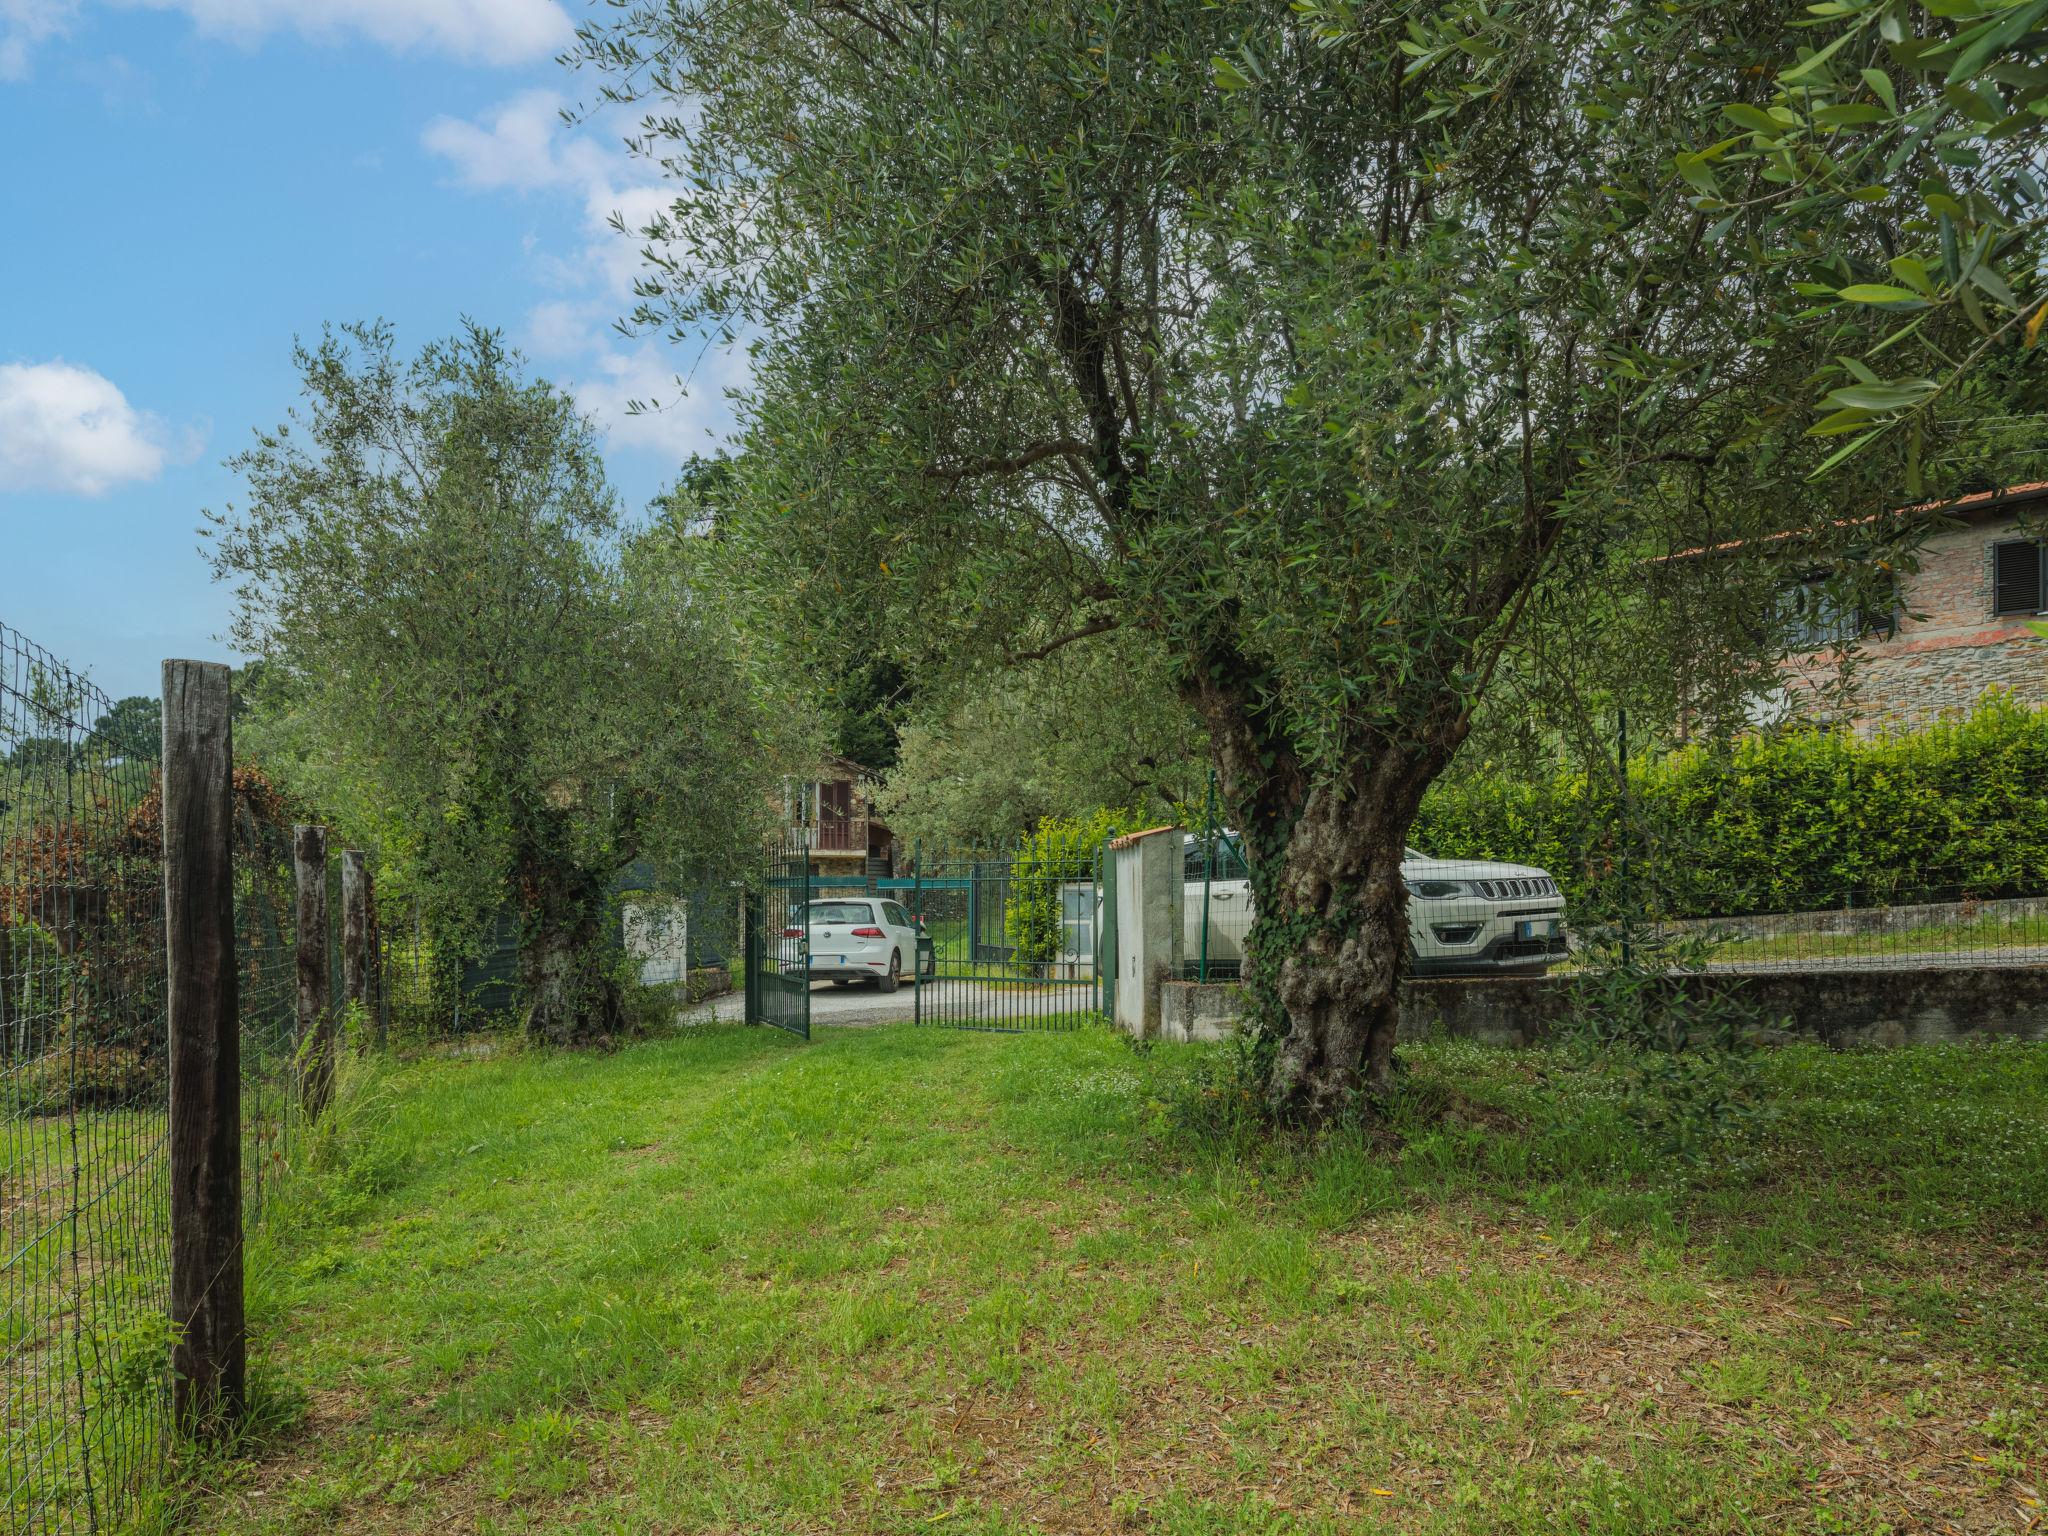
xmin=209 ymin=323 xmax=775 ymax=1045
xmin=574 ymin=0 xmax=1977 ymax=1115
xmin=874 ymin=635 xmax=1209 ymax=850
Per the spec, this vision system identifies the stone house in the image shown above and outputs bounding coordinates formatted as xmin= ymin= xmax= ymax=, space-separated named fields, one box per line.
xmin=780 ymin=755 xmax=900 ymax=877
xmin=1772 ymin=481 xmax=2048 ymax=733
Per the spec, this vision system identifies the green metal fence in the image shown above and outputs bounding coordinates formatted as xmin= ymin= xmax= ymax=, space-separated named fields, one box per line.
xmin=906 ymin=848 xmax=1102 ymax=1032
xmin=744 ymin=833 xmax=811 ymax=1039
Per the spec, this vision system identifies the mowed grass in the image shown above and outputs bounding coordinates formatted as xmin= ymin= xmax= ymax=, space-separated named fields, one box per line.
xmin=155 ymin=1026 xmax=2047 ymax=1535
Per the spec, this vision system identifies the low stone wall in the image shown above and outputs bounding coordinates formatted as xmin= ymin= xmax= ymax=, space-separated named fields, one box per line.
xmin=1665 ymin=893 xmax=2048 ymax=942
xmin=684 ymin=965 xmax=733 ymax=1003
xmin=1159 ymin=980 xmax=1247 ymax=1043
xmin=1160 ymin=966 xmax=2048 ymax=1050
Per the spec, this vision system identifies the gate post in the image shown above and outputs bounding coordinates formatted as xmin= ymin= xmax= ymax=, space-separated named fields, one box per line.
xmin=161 ymin=658 xmax=245 ymax=1434
xmin=799 ymin=831 xmax=814 ymax=1039
xmin=743 ymin=887 xmax=759 ymax=1025
xmin=1097 ymin=834 xmax=1119 ymax=1021
xmin=1109 ymin=826 xmax=1184 ymax=1040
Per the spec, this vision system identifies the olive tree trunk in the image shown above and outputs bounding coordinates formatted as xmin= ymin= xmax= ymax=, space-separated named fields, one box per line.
xmin=519 ymin=870 xmax=626 ymax=1048
xmin=1191 ymin=659 xmax=1455 ymax=1121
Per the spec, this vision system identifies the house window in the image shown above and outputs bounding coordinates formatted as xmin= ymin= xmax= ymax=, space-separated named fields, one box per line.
xmin=1779 ymin=570 xmax=1897 ymax=650
xmin=1992 ymin=539 xmax=2046 ymax=617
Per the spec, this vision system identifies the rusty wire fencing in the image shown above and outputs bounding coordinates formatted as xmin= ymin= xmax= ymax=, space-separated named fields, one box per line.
xmin=1 ymin=623 xmax=312 ymax=1533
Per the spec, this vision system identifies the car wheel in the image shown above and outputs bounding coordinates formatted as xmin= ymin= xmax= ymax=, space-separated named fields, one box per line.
xmin=877 ymin=951 xmax=901 ymax=994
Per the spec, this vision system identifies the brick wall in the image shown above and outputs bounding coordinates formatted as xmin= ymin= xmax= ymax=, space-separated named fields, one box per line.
xmin=1785 ymin=508 xmax=2048 ymax=733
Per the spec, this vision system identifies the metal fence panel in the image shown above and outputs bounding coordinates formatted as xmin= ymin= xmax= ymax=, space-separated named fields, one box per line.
xmin=746 ymin=834 xmax=811 ymax=1039
xmin=2 ymin=623 xmax=172 ymax=1535
xmin=907 ymin=850 xmax=1101 ymax=1033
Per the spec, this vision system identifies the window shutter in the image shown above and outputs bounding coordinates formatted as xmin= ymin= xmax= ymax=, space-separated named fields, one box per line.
xmin=1993 ymin=540 xmax=2044 ymax=616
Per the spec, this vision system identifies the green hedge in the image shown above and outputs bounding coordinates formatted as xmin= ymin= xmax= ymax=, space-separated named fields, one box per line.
xmin=1410 ymin=695 xmax=2048 ymax=918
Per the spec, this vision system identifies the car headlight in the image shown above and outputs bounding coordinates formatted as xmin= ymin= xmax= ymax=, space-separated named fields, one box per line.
xmin=1404 ymin=878 xmax=1474 ymax=900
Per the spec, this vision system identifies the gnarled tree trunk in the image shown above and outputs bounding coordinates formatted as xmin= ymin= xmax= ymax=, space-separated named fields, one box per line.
xmin=1190 ymin=649 xmax=1457 ymax=1121
xmin=519 ymin=869 xmax=625 ymax=1048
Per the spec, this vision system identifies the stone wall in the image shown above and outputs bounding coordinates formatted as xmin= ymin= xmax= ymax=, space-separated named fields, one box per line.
xmin=1160 ymin=966 xmax=2048 ymax=1051
xmin=1159 ymin=980 xmax=1246 ymax=1043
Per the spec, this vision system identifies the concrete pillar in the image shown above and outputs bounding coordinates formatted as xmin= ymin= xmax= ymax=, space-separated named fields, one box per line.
xmin=1110 ymin=826 xmax=1184 ymax=1040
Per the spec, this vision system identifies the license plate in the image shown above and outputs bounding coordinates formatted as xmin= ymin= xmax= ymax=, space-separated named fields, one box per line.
xmin=1516 ymin=919 xmax=1558 ymax=941
xmin=809 ymin=954 xmax=842 ymax=968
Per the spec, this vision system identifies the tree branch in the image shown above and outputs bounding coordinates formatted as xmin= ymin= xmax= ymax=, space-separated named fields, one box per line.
xmin=1004 ymin=614 xmax=1120 ymax=664
xmin=928 ymin=439 xmax=1093 ymax=482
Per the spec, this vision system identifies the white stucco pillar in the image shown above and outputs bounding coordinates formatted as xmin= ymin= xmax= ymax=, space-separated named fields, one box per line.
xmin=1110 ymin=826 xmax=1185 ymax=1040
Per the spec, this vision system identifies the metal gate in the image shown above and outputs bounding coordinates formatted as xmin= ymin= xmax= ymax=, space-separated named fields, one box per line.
xmin=907 ymin=848 xmax=1103 ymax=1031
xmin=745 ymin=832 xmax=811 ymax=1039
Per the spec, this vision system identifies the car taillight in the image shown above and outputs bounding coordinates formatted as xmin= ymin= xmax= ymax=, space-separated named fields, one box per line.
xmin=851 ymin=925 xmax=884 ymax=937
xmin=781 ymin=927 xmax=804 ymax=939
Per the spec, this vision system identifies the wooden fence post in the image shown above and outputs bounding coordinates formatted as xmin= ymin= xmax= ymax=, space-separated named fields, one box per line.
xmin=294 ymin=825 xmax=333 ymax=1119
xmin=340 ymin=850 xmax=373 ymax=1048
xmin=162 ymin=658 xmax=245 ymax=1434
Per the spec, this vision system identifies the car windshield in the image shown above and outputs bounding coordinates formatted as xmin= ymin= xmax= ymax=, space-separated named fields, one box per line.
xmin=803 ymin=901 xmax=874 ymax=925
xmin=1404 ymin=848 xmax=1424 ymax=861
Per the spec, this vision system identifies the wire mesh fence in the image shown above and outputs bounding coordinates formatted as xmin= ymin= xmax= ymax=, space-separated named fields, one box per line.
xmin=2 ymin=623 xmax=322 ymax=1533
xmin=1175 ymin=709 xmax=2048 ymax=986
xmin=3 ymin=624 xmax=174 ymax=1535
xmin=234 ymin=813 xmax=302 ymax=1230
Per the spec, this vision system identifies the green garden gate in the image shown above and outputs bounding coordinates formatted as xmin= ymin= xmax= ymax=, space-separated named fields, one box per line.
xmin=744 ymin=832 xmax=811 ymax=1039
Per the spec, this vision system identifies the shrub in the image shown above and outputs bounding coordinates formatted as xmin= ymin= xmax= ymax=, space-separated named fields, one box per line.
xmin=12 ymin=1040 xmax=161 ymax=1113
xmin=1006 ymin=807 xmax=1140 ymax=964
xmin=1411 ymin=693 xmax=2048 ymax=918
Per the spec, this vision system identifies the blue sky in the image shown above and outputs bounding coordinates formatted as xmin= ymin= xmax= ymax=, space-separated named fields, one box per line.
xmin=0 ymin=0 xmax=740 ymax=703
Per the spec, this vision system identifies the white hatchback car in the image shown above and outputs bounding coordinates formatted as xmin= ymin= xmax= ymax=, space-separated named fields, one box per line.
xmin=782 ymin=897 xmax=922 ymax=990
xmin=1183 ymin=834 xmax=1568 ymax=976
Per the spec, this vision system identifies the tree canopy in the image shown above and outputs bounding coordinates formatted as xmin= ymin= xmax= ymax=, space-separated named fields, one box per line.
xmin=210 ymin=323 xmax=778 ymax=1043
xmin=874 ymin=632 xmax=1208 ymax=849
xmin=573 ymin=0 xmax=2042 ymax=1111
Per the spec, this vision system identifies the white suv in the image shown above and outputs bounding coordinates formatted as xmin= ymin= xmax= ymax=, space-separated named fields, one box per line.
xmin=1183 ymin=834 xmax=1567 ymax=977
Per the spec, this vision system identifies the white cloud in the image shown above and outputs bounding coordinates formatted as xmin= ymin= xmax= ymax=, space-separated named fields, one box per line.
xmin=4 ymin=0 xmax=570 ymax=81
xmin=420 ymin=88 xmax=607 ymax=192
xmin=425 ymin=93 xmax=742 ymax=461
xmin=117 ymin=0 xmax=572 ymax=66
xmin=524 ymin=302 xmax=742 ymax=458
xmin=1 ymin=0 xmax=81 ymax=81
xmin=0 ymin=360 xmax=194 ymax=496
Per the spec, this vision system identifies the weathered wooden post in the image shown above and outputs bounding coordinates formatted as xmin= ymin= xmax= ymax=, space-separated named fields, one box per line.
xmin=293 ymin=825 xmax=333 ymax=1119
xmin=161 ymin=658 xmax=245 ymax=1433
xmin=340 ymin=850 xmax=371 ymax=1047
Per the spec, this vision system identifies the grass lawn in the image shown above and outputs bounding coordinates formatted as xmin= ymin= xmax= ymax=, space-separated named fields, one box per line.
xmin=154 ymin=1025 xmax=2046 ymax=1535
